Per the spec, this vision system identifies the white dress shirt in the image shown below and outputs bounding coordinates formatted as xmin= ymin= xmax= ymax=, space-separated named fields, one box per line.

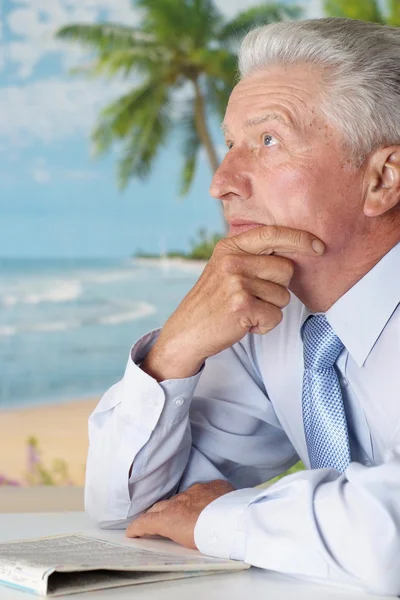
xmin=85 ymin=242 xmax=400 ymax=596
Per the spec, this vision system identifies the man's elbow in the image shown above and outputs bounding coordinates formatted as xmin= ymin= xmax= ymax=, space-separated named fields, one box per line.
xmin=84 ymin=486 xmax=132 ymax=530
xmin=84 ymin=484 xmax=148 ymax=531
xmin=85 ymin=500 xmax=133 ymax=530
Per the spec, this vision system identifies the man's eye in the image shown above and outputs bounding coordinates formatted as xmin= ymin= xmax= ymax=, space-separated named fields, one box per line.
xmin=263 ymin=134 xmax=277 ymax=147
xmin=226 ymin=142 xmax=234 ymax=150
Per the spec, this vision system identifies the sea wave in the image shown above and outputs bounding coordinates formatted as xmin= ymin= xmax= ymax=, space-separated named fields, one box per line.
xmin=98 ymin=303 xmax=156 ymax=325
xmin=83 ymin=269 xmax=141 ymax=284
xmin=0 ymin=267 xmax=143 ymax=308
xmin=0 ymin=326 xmax=16 ymax=337
xmin=32 ymin=321 xmax=77 ymax=333
xmin=0 ymin=302 xmax=157 ymax=337
xmin=2 ymin=280 xmax=82 ymax=307
xmin=133 ymin=257 xmax=206 ymax=274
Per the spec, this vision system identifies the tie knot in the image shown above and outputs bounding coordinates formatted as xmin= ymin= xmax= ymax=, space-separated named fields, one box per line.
xmin=302 ymin=315 xmax=344 ymax=370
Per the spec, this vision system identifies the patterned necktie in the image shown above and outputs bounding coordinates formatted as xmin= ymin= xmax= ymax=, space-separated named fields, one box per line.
xmin=302 ymin=315 xmax=351 ymax=472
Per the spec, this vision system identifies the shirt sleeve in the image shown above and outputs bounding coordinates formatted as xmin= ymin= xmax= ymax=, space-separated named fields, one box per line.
xmin=85 ymin=328 xmax=202 ymax=527
xmin=194 ymin=445 xmax=400 ymax=596
xmin=85 ymin=330 xmax=298 ymax=529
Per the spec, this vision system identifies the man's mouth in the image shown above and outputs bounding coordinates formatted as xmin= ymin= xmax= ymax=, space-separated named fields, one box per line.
xmin=227 ymin=219 xmax=264 ymax=236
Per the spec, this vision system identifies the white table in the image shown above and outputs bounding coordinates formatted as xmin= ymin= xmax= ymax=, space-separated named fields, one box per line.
xmin=0 ymin=512 xmax=392 ymax=600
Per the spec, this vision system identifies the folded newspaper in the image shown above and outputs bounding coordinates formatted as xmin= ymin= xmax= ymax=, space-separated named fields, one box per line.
xmin=0 ymin=534 xmax=250 ymax=596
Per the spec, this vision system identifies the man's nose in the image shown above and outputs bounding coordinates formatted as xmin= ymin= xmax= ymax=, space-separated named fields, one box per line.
xmin=209 ymin=150 xmax=252 ymax=201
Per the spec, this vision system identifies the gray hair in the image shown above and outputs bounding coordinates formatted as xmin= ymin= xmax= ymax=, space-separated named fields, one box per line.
xmin=238 ymin=18 xmax=400 ymax=164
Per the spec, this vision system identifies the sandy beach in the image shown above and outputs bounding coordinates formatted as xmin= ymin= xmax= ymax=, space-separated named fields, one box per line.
xmin=0 ymin=398 xmax=99 ymax=487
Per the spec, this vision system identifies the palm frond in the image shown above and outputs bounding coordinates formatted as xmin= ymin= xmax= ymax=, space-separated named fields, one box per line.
xmin=57 ymin=23 xmax=166 ymax=79
xmin=84 ymin=47 xmax=165 ymax=79
xmin=179 ymin=112 xmax=201 ymax=197
xmin=117 ymin=111 xmax=170 ymax=188
xmin=92 ymin=80 xmax=171 ymax=170
xmin=323 ymin=0 xmax=384 ymax=23
xmin=137 ymin=0 xmax=222 ymax=46
xmin=97 ymin=83 xmax=172 ymax=188
xmin=56 ymin=23 xmax=147 ymax=52
xmin=219 ymin=3 xmax=303 ymax=43
xmin=386 ymin=0 xmax=400 ymax=26
xmin=56 ymin=0 xmax=306 ymax=197
xmin=194 ymin=48 xmax=237 ymax=84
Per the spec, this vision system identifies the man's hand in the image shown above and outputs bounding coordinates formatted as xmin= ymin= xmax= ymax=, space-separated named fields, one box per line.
xmin=141 ymin=225 xmax=324 ymax=382
xmin=125 ymin=480 xmax=235 ymax=549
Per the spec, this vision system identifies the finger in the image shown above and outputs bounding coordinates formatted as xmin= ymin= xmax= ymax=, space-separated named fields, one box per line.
xmin=244 ymin=278 xmax=291 ymax=309
xmin=126 ymin=513 xmax=164 ymax=538
xmin=225 ymin=253 xmax=294 ymax=286
xmin=229 ymin=226 xmax=325 ymax=257
xmin=146 ymin=500 xmax=170 ymax=514
xmin=238 ymin=297 xmax=284 ymax=335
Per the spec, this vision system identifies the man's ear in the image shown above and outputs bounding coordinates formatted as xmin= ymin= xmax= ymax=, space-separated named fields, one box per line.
xmin=363 ymin=147 xmax=400 ymax=217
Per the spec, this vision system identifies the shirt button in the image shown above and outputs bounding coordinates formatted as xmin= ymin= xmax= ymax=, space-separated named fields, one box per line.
xmin=174 ymin=397 xmax=184 ymax=407
xmin=341 ymin=378 xmax=349 ymax=388
xmin=148 ymin=398 xmax=155 ymax=406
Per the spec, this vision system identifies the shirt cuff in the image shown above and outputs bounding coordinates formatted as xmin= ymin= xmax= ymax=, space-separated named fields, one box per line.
xmin=119 ymin=328 xmax=204 ymax=431
xmin=194 ymin=488 xmax=260 ymax=560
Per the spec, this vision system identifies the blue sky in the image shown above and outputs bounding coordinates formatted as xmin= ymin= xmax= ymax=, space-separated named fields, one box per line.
xmin=0 ymin=0 xmax=323 ymax=258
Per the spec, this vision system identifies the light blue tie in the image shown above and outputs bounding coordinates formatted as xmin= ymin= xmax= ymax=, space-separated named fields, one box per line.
xmin=302 ymin=315 xmax=351 ymax=472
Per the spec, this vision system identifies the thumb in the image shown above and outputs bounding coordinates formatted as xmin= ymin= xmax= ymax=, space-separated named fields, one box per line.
xmin=227 ymin=225 xmax=324 ymax=256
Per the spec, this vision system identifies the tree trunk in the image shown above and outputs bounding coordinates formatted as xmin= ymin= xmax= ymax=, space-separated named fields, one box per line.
xmin=193 ymin=77 xmax=220 ymax=174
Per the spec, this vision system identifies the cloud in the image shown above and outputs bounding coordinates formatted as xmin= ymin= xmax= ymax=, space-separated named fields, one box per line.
xmin=23 ymin=157 xmax=102 ymax=185
xmin=5 ymin=0 xmax=324 ymax=79
xmin=0 ymin=77 xmax=131 ymax=146
xmin=1 ymin=0 xmax=323 ymax=149
xmin=29 ymin=157 xmax=51 ymax=184
xmin=6 ymin=0 xmax=142 ymax=78
xmin=0 ymin=0 xmax=137 ymax=148
xmin=31 ymin=167 xmax=51 ymax=184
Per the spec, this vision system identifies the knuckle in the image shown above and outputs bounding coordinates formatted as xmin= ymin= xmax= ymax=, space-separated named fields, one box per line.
xmin=279 ymin=258 xmax=295 ymax=280
xmin=214 ymin=238 xmax=230 ymax=256
xmin=257 ymin=225 xmax=280 ymax=248
xmin=270 ymin=305 xmax=284 ymax=325
xmin=256 ymin=305 xmax=283 ymax=334
xmin=282 ymin=288 xmax=291 ymax=307
xmin=218 ymin=254 xmax=242 ymax=274
xmin=291 ymin=229 xmax=304 ymax=248
xmin=228 ymin=273 xmax=243 ymax=292
xmin=230 ymin=290 xmax=248 ymax=313
xmin=277 ymin=287 xmax=291 ymax=308
xmin=263 ymin=225 xmax=278 ymax=239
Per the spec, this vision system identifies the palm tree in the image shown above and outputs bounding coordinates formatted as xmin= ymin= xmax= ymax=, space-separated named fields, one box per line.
xmin=57 ymin=0 xmax=302 ymax=196
xmin=324 ymin=0 xmax=400 ymax=26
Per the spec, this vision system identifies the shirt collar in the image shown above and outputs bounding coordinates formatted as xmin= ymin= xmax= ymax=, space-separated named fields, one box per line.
xmin=299 ymin=243 xmax=400 ymax=368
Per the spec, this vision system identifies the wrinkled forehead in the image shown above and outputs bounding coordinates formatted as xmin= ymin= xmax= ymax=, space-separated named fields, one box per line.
xmin=225 ymin=63 xmax=326 ymax=129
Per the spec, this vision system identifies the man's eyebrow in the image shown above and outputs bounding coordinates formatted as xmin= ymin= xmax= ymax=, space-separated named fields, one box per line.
xmin=221 ymin=112 xmax=296 ymax=134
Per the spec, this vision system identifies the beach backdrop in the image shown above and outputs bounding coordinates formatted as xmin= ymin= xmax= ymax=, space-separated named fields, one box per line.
xmin=3 ymin=0 xmax=391 ymax=491
xmin=0 ymin=256 xmax=204 ymax=486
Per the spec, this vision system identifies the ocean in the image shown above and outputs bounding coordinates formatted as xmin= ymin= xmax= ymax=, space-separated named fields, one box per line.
xmin=0 ymin=257 xmax=204 ymax=410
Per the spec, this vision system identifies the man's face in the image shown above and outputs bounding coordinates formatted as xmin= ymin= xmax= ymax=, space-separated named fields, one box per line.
xmin=211 ymin=64 xmax=366 ymax=255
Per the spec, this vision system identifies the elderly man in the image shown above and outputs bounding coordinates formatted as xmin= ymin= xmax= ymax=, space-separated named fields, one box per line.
xmin=85 ymin=17 xmax=400 ymax=595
